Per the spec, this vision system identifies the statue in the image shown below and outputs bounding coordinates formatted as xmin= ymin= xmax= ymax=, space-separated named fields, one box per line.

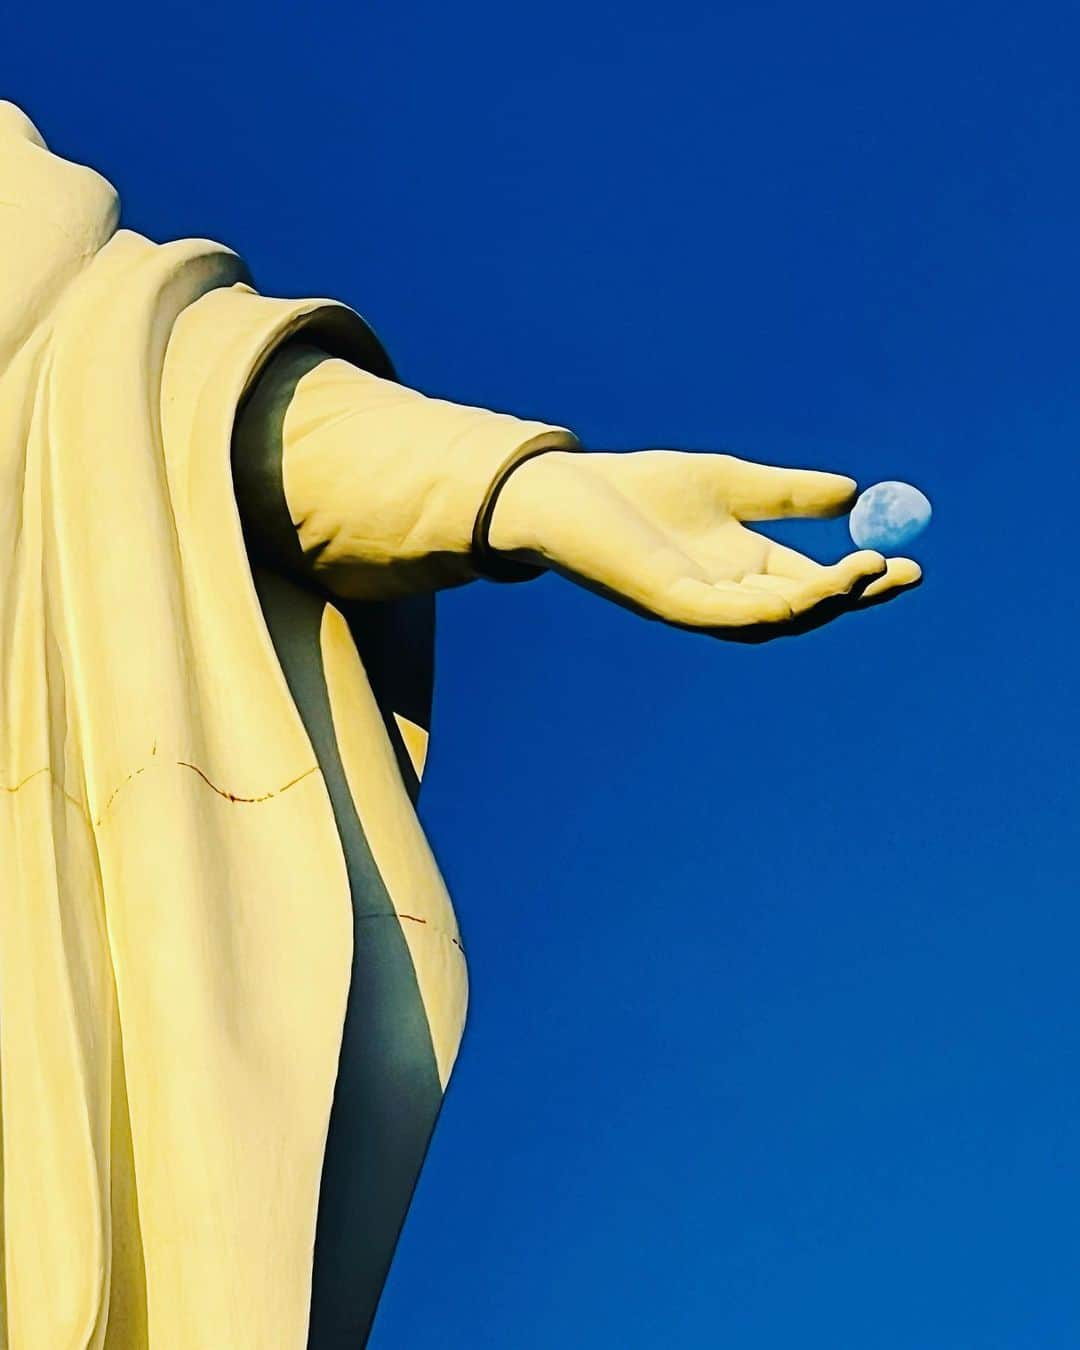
xmin=0 ymin=102 xmax=921 ymax=1349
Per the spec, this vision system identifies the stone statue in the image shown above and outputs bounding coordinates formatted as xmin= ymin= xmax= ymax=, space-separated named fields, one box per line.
xmin=0 ymin=102 xmax=920 ymax=1349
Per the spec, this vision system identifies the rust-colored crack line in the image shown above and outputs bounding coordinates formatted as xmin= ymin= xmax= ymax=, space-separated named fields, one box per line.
xmin=95 ymin=760 xmax=319 ymax=825
xmin=1 ymin=766 xmax=89 ymax=817
xmin=95 ymin=765 xmax=148 ymax=824
xmin=0 ymin=766 xmax=51 ymax=794
xmin=355 ymin=910 xmax=464 ymax=952
xmin=176 ymin=761 xmax=318 ymax=804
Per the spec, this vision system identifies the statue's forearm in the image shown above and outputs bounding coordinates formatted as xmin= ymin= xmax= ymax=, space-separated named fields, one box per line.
xmin=231 ymin=340 xmax=579 ymax=601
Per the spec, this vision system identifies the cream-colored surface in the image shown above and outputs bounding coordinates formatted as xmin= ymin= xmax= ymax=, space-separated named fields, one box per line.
xmin=321 ymin=607 xmax=467 ymax=1085
xmin=394 ymin=712 xmax=431 ymax=778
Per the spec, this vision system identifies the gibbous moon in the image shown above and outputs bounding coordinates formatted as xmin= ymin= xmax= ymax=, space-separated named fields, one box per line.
xmin=849 ymin=481 xmax=932 ymax=552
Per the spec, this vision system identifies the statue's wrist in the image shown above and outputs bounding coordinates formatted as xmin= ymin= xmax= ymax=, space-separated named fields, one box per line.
xmin=475 ymin=447 xmax=579 ymax=579
xmin=485 ymin=449 xmax=578 ymax=559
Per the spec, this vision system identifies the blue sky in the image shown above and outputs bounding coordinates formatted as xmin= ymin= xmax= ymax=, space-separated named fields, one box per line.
xmin=8 ymin=0 xmax=1080 ymax=1344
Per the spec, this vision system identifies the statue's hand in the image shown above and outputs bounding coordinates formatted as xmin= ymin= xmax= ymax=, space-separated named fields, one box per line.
xmin=487 ymin=450 xmax=921 ymax=639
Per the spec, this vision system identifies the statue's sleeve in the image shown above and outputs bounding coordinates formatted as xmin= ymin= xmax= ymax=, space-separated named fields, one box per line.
xmin=231 ymin=340 xmax=580 ymax=600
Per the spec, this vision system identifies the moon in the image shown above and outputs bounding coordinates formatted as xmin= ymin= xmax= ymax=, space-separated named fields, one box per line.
xmin=849 ymin=481 xmax=932 ymax=552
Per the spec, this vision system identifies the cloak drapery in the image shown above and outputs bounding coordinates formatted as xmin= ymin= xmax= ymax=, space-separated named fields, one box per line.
xmin=0 ymin=102 xmax=436 ymax=1347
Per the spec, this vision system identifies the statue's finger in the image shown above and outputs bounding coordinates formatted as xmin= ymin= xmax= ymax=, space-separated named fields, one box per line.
xmin=855 ymin=557 xmax=923 ymax=605
xmin=717 ymin=455 xmax=858 ymax=521
xmin=745 ymin=549 xmax=886 ymax=615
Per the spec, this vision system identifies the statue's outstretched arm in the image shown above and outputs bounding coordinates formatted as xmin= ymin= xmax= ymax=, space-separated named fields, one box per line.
xmin=234 ymin=339 xmax=920 ymax=634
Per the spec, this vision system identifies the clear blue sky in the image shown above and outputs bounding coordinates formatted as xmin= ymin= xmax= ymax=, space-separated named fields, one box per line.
xmin=8 ymin=1 xmax=1080 ymax=1344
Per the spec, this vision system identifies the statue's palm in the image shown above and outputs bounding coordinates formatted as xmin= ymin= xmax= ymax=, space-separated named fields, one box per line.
xmin=490 ymin=449 xmax=921 ymax=639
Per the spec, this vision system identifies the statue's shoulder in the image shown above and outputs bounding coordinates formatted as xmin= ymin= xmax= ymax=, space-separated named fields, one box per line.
xmin=0 ymin=102 xmax=118 ymax=245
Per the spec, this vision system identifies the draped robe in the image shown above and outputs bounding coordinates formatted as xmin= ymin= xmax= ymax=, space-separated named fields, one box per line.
xmin=0 ymin=103 xmax=576 ymax=1348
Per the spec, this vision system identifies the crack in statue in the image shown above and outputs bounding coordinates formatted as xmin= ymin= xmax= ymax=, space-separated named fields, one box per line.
xmin=0 ymin=102 xmax=921 ymax=1349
